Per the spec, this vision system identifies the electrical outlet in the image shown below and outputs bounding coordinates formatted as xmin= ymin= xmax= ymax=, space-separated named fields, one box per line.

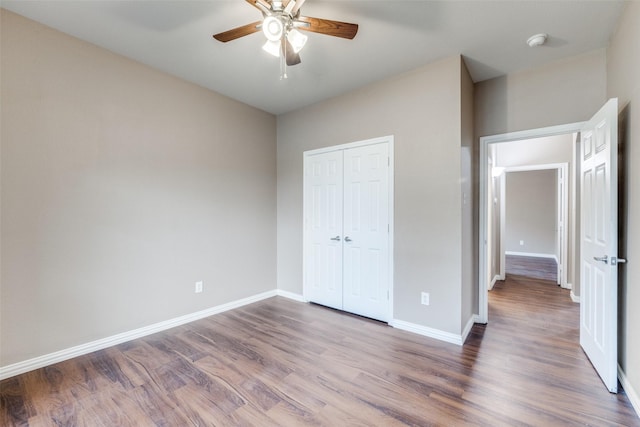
xmin=421 ymin=292 xmax=430 ymax=306
xmin=520 ymin=240 xmax=524 ymax=246
xmin=195 ymin=281 xmax=203 ymax=293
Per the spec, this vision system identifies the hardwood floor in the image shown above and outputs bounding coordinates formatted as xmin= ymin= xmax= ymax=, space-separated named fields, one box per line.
xmin=2 ymin=279 xmax=639 ymax=426
xmin=505 ymin=255 xmax=557 ymax=282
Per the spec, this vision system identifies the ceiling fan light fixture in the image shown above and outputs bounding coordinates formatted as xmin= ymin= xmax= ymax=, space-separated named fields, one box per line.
xmin=262 ymin=39 xmax=281 ymax=57
xmin=287 ymin=28 xmax=308 ymax=53
xmin=262 ymin=16 xmax=284 ymax=42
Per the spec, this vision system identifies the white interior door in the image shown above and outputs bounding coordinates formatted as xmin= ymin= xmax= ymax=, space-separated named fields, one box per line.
xmin=303 ymin=150 xmax=343 ymax=310
xmin=580 ymin=98 xmax=619 ymax=393
xmin=303 ymin=139 xmax=392 ymax=322
xmin=342 ymin=143 xmax=390 ymax=321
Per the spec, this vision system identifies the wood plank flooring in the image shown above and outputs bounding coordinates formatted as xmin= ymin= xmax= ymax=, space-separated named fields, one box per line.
xmin=2 ymin=278 xmax=639 ymax=426
xmin=505 ymin=255 xmax=558 ymax=282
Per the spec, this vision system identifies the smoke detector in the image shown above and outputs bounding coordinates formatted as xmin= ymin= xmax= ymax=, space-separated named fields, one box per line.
xmin=527 ymin=33 xmax=548 ymax=47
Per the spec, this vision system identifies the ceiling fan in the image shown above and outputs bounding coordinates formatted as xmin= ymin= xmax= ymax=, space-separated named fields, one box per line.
xmin=213 ymin=0 xmax=358 ymax=78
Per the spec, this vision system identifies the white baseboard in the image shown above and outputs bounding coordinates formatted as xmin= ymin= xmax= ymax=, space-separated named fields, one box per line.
xmin=461 ymin=315 xmax=480 ymax=344
xmin=505 ymin=251 xmax=557 ymax=261
xmin=618 ymin=364 xmax=640 ymax=419
xmin=489 ymin=274 xmax=500 ymax=290
xmin=570 ymin=290 xmax=580 ymax=303
xmin=276 ymin=289 xmax=306 ymax=302
xmin=390 ymin=319 xmax=464 ymax=346
xmin=562 ymin=282 xmax=573 ymax=290
xmin=0 ymin=289 xmax=279 ymax=381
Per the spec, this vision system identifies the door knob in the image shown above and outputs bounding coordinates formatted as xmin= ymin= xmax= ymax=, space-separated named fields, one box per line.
xmin=344 ymin=236 xmax=352 ymax=242
xmin=612 ymin=256 xmax=627 ymax=266
xmin=330 ymin=236 xmax=341 ymax=241
xmin=593 ymin=255 xmax=608 ymax=264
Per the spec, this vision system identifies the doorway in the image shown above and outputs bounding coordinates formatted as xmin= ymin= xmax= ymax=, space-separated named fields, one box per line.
xmin=479 ymin=123 xmax=582 ymax=323
xmin=479 ymin=99 xmax=620 ymax=393
xmin=498 ymin=164 xmax=569 ymax=288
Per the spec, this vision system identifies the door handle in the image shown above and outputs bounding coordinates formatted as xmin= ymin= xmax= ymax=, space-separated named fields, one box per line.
xmin=330 ymin=236 xmax=341 ymax=241
xmin=344 ymin=236 xmax=352 ymax=242
xmin=593 ymin=255 xmax=609 ymax=264
xmin=612 ymin=256 xmax=627 ymax=266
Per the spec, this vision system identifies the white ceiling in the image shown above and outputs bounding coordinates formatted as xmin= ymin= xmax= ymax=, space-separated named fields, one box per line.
xmin=2 ymin=1 xmax=627 ymax=115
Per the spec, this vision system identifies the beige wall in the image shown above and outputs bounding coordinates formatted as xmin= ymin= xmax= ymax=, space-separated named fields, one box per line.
xmin=504 ymin=170 xmax=557 ymax=255
xmin=1 ymin=11 xmax=277 ymax=366
xmin=278 ymin=56 xmax=467 ymax=335
xmin=461 ymin=60 xmax=475 ymax=329
xmin=495 ymin=134 xmax=573 ymax=167
xmin=475 ymin=49 xmax=607 ymax=138
xmin=607 ymin=0 xmax=640 ymax=407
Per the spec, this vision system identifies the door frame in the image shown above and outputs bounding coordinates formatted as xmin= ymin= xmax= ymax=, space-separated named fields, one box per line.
xmin=479 ymin=123 xmax=583 ymax=323
xmin=303 ymin=135 xmax=395 ymax=322
xmin=499 ymin=163 xmax=569 ymax=288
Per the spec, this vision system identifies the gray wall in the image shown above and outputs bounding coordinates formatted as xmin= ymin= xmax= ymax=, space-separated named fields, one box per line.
xmin=504 ymin=170 xmax=557 ymax=255
xmin=277 ymin=56 xmax=470 ymax=335
xmin=607 ymin=0 xmax=640 ymax=407
xmin=1 ymin=11 xmax=277 ymax=366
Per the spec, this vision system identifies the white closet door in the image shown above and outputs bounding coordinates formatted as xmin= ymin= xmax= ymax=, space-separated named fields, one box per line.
xmin=342 ymin=143 xmax=390 ymax=321
xmin=303 ymin=150 xmax=344 ymax=310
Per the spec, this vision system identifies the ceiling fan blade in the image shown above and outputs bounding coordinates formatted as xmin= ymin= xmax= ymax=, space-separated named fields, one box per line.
xmin=213 ymin=21 xmax=262 ymax=42
xmin=284 ymin=0 xmax=306 ymax=15
xmin=296 ymin=16 xmax=358 ymax=40
xmin=245 ymin=0 xmax=272 ymax=12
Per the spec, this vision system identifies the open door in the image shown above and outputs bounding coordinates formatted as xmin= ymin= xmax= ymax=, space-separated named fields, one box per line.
xmin=580 ymin=98 xmax=619 ymax=393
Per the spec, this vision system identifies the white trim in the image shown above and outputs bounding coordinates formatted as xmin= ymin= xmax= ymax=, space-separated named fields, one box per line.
xmin=570 ymin=290 xmax=580 ymax=303
xmin=564 ymin=282 xmax=573 ymax=290
xmin=304 ymin=135 xmax=393 ymax=156
xmin=505 ymin=251 xmax=558 ymax=260
xmin=388 ymin=139 xmax=395 ymax=322
xmin=276 ymin=289 xmax=306 ymax=302
xmin=479 ymin=122 xmax=585 ymax=324
xmin=0 ymin=290 xmax=278 ymax=381
xmin=303 ymin=135 xmax=395 ymax=322
xmin=489 ymin=274 xmax=500 ymax=291
xmin=619 ymin=365 xmax=640 ymax=418
xmin=390 ymin=319 xmax=465 ymax=346
xmin=461 ymin=315 xmax=480 ymax=344
xmin=499 ymin=172 xmax=506 ymax=281
xmin=504 ymin=163 xmax=568 ymax=172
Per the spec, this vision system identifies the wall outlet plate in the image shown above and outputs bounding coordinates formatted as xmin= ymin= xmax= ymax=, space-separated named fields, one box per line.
xmin=421 ymin=292 xmax=429 ymax=306
xmin=195 ymin=281 xmax=203 ymax=293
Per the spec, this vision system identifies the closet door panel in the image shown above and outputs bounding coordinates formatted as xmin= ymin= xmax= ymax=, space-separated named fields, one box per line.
xmin=303 ymin=151 xmax=344 ymax=309
xmin=343 ymin=143 xmax=390 ymax=321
